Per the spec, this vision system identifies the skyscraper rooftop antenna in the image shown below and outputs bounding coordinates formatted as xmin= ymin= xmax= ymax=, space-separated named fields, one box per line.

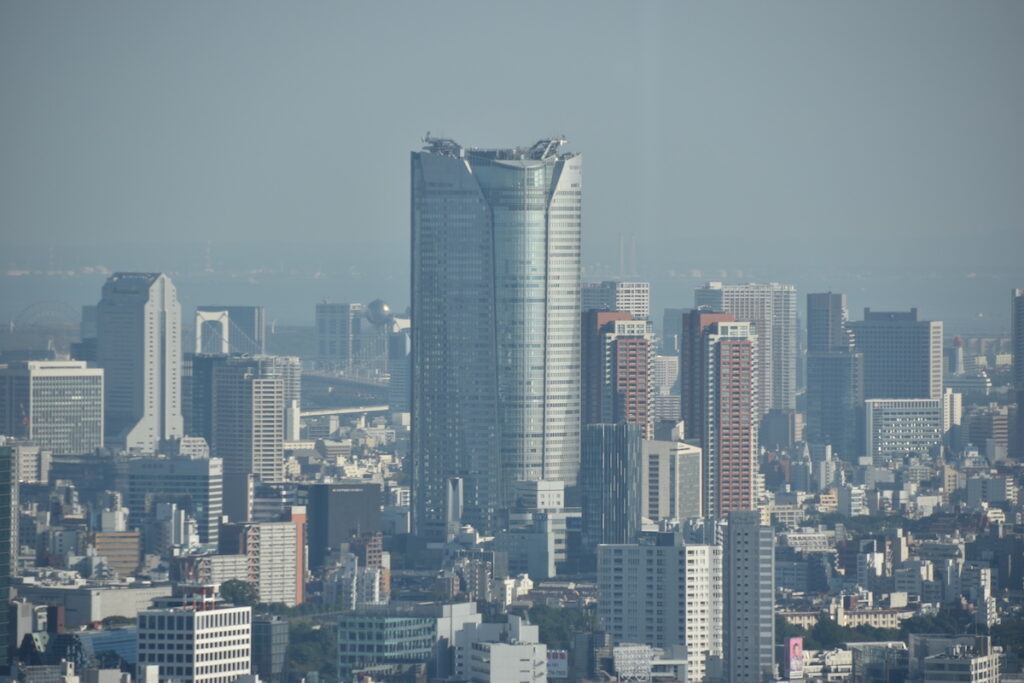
xmin=423 ymin=133 xmax=463 ymax=157
xmin=527 ymin=137 xmax=568 ymax=160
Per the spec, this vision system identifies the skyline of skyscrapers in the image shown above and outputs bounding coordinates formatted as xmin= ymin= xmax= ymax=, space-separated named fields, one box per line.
xmin=0 ymin=122 xmax=1016 ymax=683
xmin=411 ymin=137 xmax=582 ymax=539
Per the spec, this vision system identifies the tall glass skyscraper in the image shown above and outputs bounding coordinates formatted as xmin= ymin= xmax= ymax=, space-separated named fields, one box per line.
xmin=411 ymin=137 xmax=582 ymax=538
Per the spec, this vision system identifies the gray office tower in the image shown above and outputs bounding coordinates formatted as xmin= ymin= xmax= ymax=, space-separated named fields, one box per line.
xmin=805 ymin=293 xmax=863 ymax=460
xmin=1015 ymin=289 xmax=1024 ymax=391
xmin=196 ymin=305 xmax=266 ymax=355
xmin=725 ymin=510 xmax=775 ymax=683
xmin=316 ymin=302 xmax=363 ymax=373
xmin=1014 ymin=289 xmax=1024 ymax=460
xmin=300 ymin=482 xmax=382 ymax=570
xmin=123 ymin=454 xmax=223 ymax=545
xmin=411 ymin=137 xmax=582 ymax=539
xmin=97 ymin=273 xmax=184 ymax=452
xmin=0 ymin=445 xmax=11 ymax=675
xmin=848 ymin=308 xmax=942 ymax=400
xmin=581 ymin=423 xmax=642 ymax=550
xmin=252 ymin=616 xmax=289 ymax=683
xmin=695 ymin=282 xmax=797 ymax=414
xmin=184 ymin=354 xmax=300 ymax=450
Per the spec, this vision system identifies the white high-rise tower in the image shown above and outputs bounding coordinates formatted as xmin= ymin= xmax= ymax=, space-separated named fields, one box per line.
xmin=97 ymin=272 xmax=184 ymax=452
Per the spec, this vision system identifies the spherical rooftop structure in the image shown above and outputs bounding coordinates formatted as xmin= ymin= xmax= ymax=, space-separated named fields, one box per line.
xmin=365 ymin=299 xmax=393 ymax=326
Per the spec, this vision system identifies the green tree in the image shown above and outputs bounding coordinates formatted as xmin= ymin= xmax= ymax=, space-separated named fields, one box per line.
xmin=775 ymin=615 xmax=808 ymax=645
xmin=286 ymin=623 xmax=338 ymax=682
xmin=220 ymin=579 xmax=259 ymax=607
xmin=991 ymin=616 xmax=1024 ymax=659
xmin=525 ymin=605 xmax=597 ymax=650
xmin=898 ymin=606 xmax=972 ymax=640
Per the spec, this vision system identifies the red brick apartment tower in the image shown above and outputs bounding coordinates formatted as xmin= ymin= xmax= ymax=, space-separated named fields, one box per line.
xmin=679 ymin=309 xmax=735 ymax=442
xmin=610 ymin=332 xmax=655 ymax=438
xmin=703 ymin=321 xmax=758 ymax=518
xmin=582 ymin=310 xmax=633 ymax=426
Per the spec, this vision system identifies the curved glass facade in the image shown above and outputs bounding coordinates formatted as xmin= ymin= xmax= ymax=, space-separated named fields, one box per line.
xmin=411 ymin=139 xmax=581 ymax=538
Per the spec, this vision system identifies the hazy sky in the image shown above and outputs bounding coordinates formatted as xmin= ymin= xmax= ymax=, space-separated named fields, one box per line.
xmin=2 ymin=1 xmax=1023 ymax=276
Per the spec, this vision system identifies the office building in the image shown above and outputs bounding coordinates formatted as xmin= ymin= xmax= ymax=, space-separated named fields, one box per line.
xmin=301 ymin=482 xmax=382 ymax=570
xmin=581 ymin=424 xmax=641 ymax=550
xmin=661 ymin=307 xmax=686 ymax=354
xmin=136 ymin=586 xmax=251 ymax=683
xmin=703 ymin=322 xmax=758 ymax=518
xmin=1015 ymin=289 xmax=1024 ymax=390
xmin=724 ymin=510 xmax=775 ymax=683
xmin=909 ymin=635 xmax=999 ymax=683
xmin=949 ymin=335 xmax=967 ymax=376
xmin=679 ymin=309 xmax=735 ymax=443
xmin=849 ymin=308 xmax=943 ymax=400
xmin=337 ymin=611 xmax=434 ymax=682
xmin=219 ymin=521 xmax=302 ymax=606
xmin=411 ymin=137 xmax=581 ymax=538
xmin=96 ymin=273 xmax=183 ymax=451
xmin=653 ymin=354 xmax=679 ymax=396
xmin=865 ymin=399 xmax=944 ymax=463
xmin=806 ymin=350 xmax=863 ymax=458
xmin=0 ymin=445 xmax=12 ymax=675
xmin=316 ymin=302 xmax=363 ymax=373
xmin=641 ymin=433 xmax=702 ymax=524
xmin=1014 ymin=289 xmax=1024 ymax=460
xmin=182 ymin=353 xmax=224 ymax=445
xmin=90 ymin=530 xmax=141 ymax=576
xmin=695 ymin=282 xmax=797 ymax=413
xmin=337 ymin=602 xmax=481 ymax=682
xmin=212 ymin=361 xmax=284 ymax=520
xmin=805 ymin=293 xmax=863 ymax=459
xmin=0 ymin=361 xmax=103 ymax=455
xmin=252 ymin=616 xmax=288 ymax=683
xmin=196 ymin=305 xmax=266 ymax=355
xmin=582 ymin=281 xmax=650 ymax=319
xmin=454 ymin=614 xmax=547 ymax=683
xmin=806 ymin=292 xmax=851 ymax=354
xmin=598 ymin=535 xmax=722 ymax=681
xmin=11 ymin=441 xmax=51 ymax=484
xmin=387 ymin=326 xmax=411 ymax=412
xmin=123 ymin=454 xmax=223 ymax=545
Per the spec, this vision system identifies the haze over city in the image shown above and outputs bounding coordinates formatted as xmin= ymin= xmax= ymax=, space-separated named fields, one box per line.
xmin=2 ymin=2 xmax=1022 ymax=331
xmin=1 ymin=3 xmax=1023 ymax=683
